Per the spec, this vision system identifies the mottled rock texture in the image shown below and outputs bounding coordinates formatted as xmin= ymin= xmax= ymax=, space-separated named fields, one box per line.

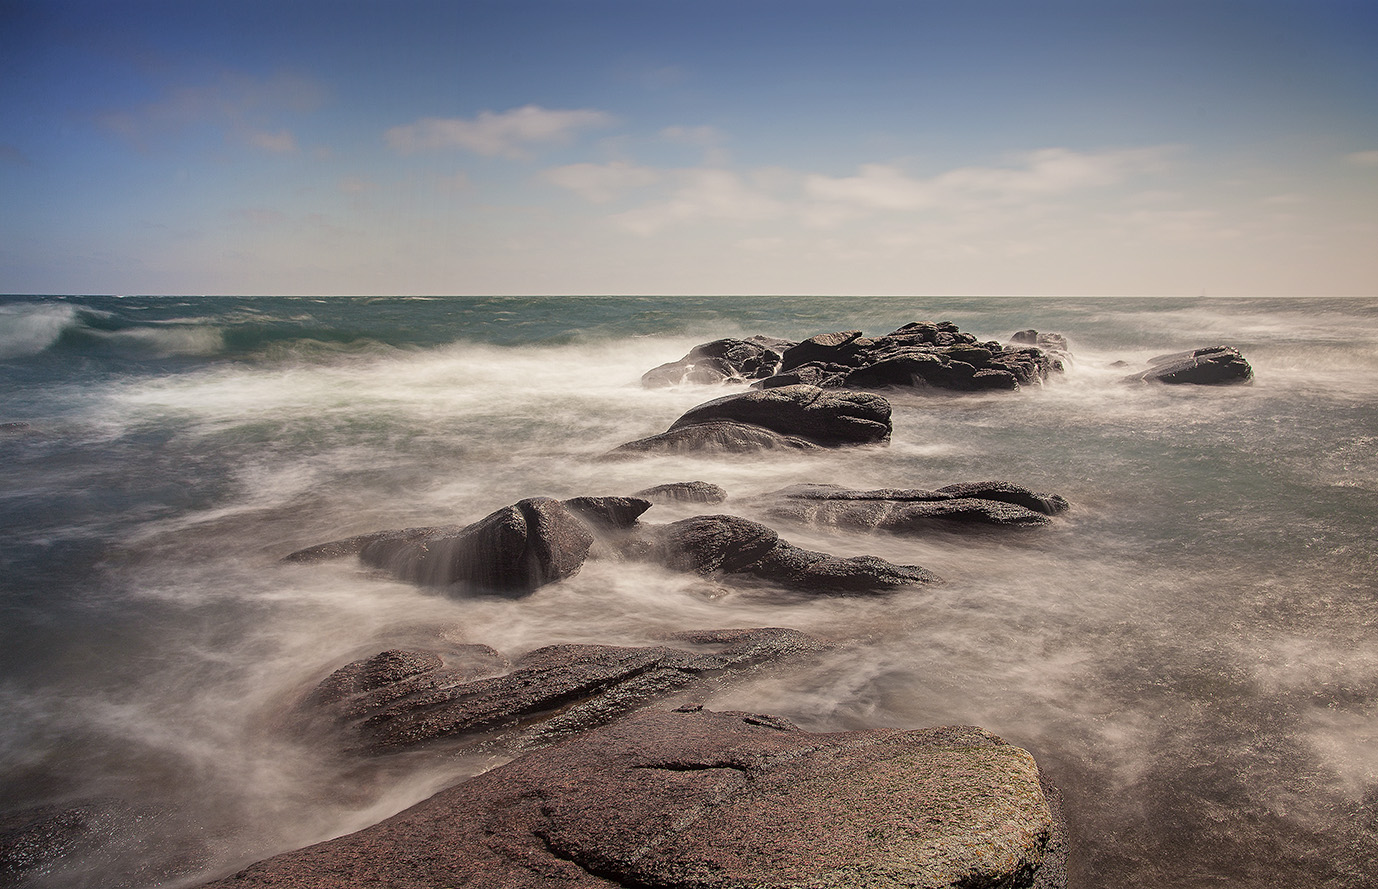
xmin=1126 ymin=345 xmax=1254 ymax=385
xmin=760 ymin=482 xmax=1069 ymax=533
xmin=200 ymin=707 xmax=1067 ymax=889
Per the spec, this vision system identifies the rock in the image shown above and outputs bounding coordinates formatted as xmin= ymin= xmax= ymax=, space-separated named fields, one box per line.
xmin=760 ymin=482 xmax=1068 ymax=533
xmin=667 ymin=384 xmax=892 ymax=446
xmin=202 ymin=707 xmax=1066 ymax=889
xmin=632 ymin=481 xmax=728 ymax=504
xmin=606 ymin=419 xmax=825 ymax=457
xmin=751 ymin=322 xmax=1065 ymax=393
xmin=641 ymin=336 xmax=795 ymax=388
xmin=286 ymin=498 xmax=594 ymax=597
xmin=1010 ymin=329 xmax=1070 ymax=352
xmin=300 ymin=630 xmax=829 ymax=754
xmin=562 ymin=496 xmax=653 ymax=529
xmin=636 ymin=514 xmax=940 ymax=592
xmin=1126 ymin=345 xmax=1254 ymax=385
xmin=608 ymin=385 xmax=892 ymax=456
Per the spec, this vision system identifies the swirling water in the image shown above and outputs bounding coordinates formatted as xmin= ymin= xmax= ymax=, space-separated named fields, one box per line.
xmin=1 ymin=294 xmax=1376 ymax=887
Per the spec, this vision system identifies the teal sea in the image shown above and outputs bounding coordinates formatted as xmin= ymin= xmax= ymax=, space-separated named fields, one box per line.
xmin=2 ymin=294 xmax=1376 ymax=887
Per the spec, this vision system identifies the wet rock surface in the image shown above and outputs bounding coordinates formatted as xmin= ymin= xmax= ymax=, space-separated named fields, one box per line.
xmin=760 ymin=482 xmax=1070 ymax=533
xmin=640 ymin=336 xmax=795 ymax=388
xmin=632 ymin=480 xmax=728 ymax=504
xmin=284 ymin=497 xmax=594 ymax=597
xmin=202 ymin=707 xmax=1066 ymax=889
xmin=610 ymin=384 xmax=892 ymax=456
xmin=1125 ymin=345 xmax=1254 ymax=385
xmin=301 ymin=629 xmax=829 ymax=755
xmin=634 ymin=513 xmax=940 ymax=591
xmin=638 ymin=322 xmax=1066 ymax=394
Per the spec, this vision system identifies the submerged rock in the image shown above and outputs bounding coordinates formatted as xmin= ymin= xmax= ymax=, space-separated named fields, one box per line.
xmin=203 ymin=707 xmax=1067 ymax=889
xmin=761 ymin=482 xmax=1069 ymax=533
xmin=640 ymin=336 xmax=795 ymax=388
xmin=300 ymin=629 xmax=829 ymax=754
xmin=285 ymin=497 xmax=594 ymax=597
xmin=632 ymin=480 xmax=729 ymax=504
xmin=635 ymin=513 xmax=940 ymax=591
xmin=609 ymin=385 xmax=892 ymax=456
xmin=1126 ymin=345 xmax=1254 ymax=385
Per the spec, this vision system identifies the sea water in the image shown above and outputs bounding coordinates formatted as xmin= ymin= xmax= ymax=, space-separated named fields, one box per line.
xmin=1 ymin=295 xmax=1375 ymax=888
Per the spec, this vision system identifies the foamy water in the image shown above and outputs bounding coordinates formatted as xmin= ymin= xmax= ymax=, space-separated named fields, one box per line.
xmin=1 ymin=295 xmax=1376 ymax=888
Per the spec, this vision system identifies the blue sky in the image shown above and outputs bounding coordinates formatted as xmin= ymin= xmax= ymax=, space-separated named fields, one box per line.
xmin=2 ymin=0 xmax=1376 ymax=295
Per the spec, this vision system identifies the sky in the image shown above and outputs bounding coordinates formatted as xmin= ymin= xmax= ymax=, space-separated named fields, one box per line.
xmin=2 ymin=0 xmax=1376 ymax=296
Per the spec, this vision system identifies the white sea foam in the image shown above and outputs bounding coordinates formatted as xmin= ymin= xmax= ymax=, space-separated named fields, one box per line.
xmin=0 ymin=302 xmax=78 ymax=358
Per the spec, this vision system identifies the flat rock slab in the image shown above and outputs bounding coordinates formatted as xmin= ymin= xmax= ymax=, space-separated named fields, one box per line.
xmin=761 ymin=482 xmax=1069 ymax=533
xmin=203 ymin=707 xmax=1065 ymax=889
xmin=1125 ymin=345 xmax=1254 ymax=385
xmin=302 ymin=629 xmax=830 ymax=754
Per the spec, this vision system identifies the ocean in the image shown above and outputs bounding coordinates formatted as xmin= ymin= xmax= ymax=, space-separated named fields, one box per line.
xmin=1 ymin=294 xmax=1375 ymax=887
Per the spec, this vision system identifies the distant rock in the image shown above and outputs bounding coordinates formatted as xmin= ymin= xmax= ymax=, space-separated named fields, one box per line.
xmin=285 ymin=497 xmax=594 ymax=597
xmin=299 ymin=629 xmax=829 ymax=754
xmin=760 ymin=482 xmax=1069 ymax=533
xmin=203 ymin=707 xmax=1066 ymax=889
xmin=1125 ymin=345 xmax=1254 ymax=385
xmin=632 ymin=481 xmax=728 ymax=504
xmin=609 ymin=385 xmax=892 ymax=456
xmin=634 ymin=513 xmax=940 ymax=591
xmin=1010 ymin=329 xmax=1070 ymax=352
xmin=640 ymin=336 xmax=796 ymax=387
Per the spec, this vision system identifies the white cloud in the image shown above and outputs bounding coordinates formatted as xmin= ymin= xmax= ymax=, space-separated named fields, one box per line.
xmin=1345 ymin=150 xmax=1378 ymax=168
xmin=384 ymin=105 xmax=614 ymax=158
xmin=612 ymin=169 xmax=786 ymax=235
xmin=338 ymin=176 xmax=377 ymax=194
xmin=804 ymin=147 xmax=1175 ymax=217
xmin=543 ymin=161 xmax=660 ymax=203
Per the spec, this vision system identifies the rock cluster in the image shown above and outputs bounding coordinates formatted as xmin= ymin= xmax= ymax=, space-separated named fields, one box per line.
xmin=1125 ymin=345 xmax=1254 ymax=385
xmin=640 ymin=322 xmax=1066 ymax=394
xmin=202 ymin=707 xmax=1067 ymax=889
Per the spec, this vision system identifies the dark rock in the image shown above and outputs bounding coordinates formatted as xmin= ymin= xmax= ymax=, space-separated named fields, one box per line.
xmin=300 ymin=630 xmax=829 ymax=755
xmin=286 ymin=498 xmax=594 ymax=597
xmin=1127 ymin=345 xmax=1254 ymax=385
xmin=779 ymin=329 xmax=865 ymax=371
xmin=631 ymin=481 xmax=728 ymax=504
xmin=761 ymin=482 xmax=1069 ymax=533
xmin=202 ymin=707 xmax=1065 ymax=889
xmin=667 ymin=384 xmax=892 ymax=446
xmin=641 ymin=336 xmax=795 ymax=388
xmin=562 ymin=496 xmax=653 ymax=529
xmin=605 ymin=420 xmax=825 ymax=457
xmin=636 ymin=514 xmax=940 ymax=592
xmin=1010 ymin=329 xmax=1070 ymax=352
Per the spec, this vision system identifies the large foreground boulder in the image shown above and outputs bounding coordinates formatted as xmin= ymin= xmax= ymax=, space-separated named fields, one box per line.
xmin=760 ymin=482 xmax=1069 ymax=533
xmin=301 ymin=629 xmax=828 ymax=754
xmin=609 ymin=385 xmax=892 ymax=456
xmin=634 ymin=514 xmax=940 ymax=591
xmin=203 ymin=707 xmax=1066 ymax=889
xmin=1126 ymin=345 xmax=1254 ymax=385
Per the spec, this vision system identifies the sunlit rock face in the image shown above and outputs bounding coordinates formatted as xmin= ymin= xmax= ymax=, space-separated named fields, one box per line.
xmin=1125 ymin=345 xmax=1254 ymax=385
xmin=201 ymin=707 xmax=1067 ymax=889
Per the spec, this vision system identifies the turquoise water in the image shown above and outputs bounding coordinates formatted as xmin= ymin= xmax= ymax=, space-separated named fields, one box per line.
xmin=2 ymin=295 xmax=1376 ymax=887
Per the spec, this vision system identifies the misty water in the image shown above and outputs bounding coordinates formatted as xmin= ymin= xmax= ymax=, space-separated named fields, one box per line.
xmin=1 ymin=295 xmax=1375 ymax=888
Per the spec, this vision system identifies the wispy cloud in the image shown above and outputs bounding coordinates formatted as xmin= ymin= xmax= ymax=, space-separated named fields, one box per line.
xmin=804 ymin=147 xmax=1175 ymax=216
xmin=612 ymin=168 xmax=787 ymax=235
xmin=384 ymin=105 xmax=614 ymax=158
xmin=1345 ymin=150 xmax=1378 ymax=168
xmin=97 ymin=71 xmax=322 ymax=153
xmin=543 ymin=161 xmax=660 ymax=203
